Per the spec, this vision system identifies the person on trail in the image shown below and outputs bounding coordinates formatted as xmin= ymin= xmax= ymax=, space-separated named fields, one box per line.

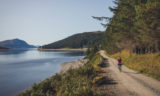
xmin=118 ymin=57 xmax=122 ymax=72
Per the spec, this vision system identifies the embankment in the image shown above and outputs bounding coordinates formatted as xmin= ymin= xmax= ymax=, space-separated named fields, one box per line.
xmin=18 ymin=52 xmax=108 ymax=96
xmin=60 ymin=59 xmax=88 ymax=74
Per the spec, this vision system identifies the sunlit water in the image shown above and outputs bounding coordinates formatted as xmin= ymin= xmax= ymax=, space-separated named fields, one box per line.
xmin=0 ymin=49 xmax=85 ymax=96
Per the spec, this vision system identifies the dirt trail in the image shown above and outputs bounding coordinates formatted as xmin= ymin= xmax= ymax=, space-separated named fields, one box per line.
xmin=99 ymin=50 xmax=160 ymax=96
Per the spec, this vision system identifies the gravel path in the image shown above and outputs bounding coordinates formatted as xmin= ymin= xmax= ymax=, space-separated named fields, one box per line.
xmin=99 ymin=50 xmax=160 ymax=96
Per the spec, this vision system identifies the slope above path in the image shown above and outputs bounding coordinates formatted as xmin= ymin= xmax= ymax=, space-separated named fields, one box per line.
xmin=99 ymin=50 xmax=160 ymax=96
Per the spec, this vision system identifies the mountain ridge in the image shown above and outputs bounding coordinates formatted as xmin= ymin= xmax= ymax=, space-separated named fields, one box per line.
xmin=41 ymin=31 xmax=104 ymax=49
xmin=0 ymin=38 xmax=36 ymax=49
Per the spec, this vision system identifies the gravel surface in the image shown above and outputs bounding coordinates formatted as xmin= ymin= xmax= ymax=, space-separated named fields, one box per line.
xmin=99 ymin=50 xmax=160 ymax=96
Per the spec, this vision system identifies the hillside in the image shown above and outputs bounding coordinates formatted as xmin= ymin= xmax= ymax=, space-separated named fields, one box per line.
xmin=0 ymin=39 xmax=36 ymax=49
xmin=42 ymin=31 xmax=104 ymax=49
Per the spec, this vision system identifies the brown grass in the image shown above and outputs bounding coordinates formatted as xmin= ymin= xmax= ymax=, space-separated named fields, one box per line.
xmin=111 ymin=50 xmax=160 ymax=80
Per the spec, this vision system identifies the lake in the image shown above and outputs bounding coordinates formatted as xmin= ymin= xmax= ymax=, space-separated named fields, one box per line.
xmin=0 ymin=49 xmax=85 ymax=96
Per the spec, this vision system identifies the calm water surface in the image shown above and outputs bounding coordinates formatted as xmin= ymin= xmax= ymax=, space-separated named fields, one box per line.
xmin=0 ymin=49 xmax=85 ymax=96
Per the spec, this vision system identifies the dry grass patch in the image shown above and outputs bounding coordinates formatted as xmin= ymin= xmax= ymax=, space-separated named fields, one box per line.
xmin=111 ymin=50 xmax=160 ymax=80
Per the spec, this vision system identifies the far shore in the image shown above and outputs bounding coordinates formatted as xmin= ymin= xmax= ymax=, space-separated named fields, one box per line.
xmin=37 ymin=48 xmax=87 ymax=51
xmin=0 ymin=48 xmax=9 ymax=50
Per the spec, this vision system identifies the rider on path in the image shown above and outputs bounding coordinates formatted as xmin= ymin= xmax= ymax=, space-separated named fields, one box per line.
xmin=118 ymin=57 xmax=122 ymax=72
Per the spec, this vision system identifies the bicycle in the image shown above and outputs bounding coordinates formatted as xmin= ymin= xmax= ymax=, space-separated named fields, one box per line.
xmin=118 ymin=63 xmax=122 ymax=72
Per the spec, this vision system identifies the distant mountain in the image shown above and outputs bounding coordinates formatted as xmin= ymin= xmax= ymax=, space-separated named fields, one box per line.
xmin=0 ymin=39 xmax=36 ymax=49
xmin=42 ymin=31 xmax=104 ymax=49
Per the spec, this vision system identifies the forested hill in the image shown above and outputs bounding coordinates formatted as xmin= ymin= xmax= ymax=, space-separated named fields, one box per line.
xmin=42 ymin=31 xmax=104 ymax=49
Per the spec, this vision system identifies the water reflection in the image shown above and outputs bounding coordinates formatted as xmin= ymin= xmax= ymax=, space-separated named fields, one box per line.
xmin=62 ymin=51 xmax=85 ymax=56
xmin=0 ymin=49 xmax=84 ymax=96
xmin=0 ymin=49 xmax=30 ymax=55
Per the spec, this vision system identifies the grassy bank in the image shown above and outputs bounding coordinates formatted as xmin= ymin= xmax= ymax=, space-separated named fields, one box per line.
xmin=111 ymin=50 xmax=160 ymax=80
xmin=18 ymin=52 xmax=104 ymax=96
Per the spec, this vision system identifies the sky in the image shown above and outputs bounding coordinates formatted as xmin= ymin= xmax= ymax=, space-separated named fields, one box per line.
xmin=0 ymin=0 xmax=115 ymax=45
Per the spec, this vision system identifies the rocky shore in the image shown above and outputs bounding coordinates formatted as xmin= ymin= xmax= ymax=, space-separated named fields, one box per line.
xmin=60 ymin=58 xmax=88 ymax=74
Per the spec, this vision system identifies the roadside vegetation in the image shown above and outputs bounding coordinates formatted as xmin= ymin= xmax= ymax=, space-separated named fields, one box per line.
xmin=18 ymin=52 xmax=106 ymax=96
xmin=111 ymin=50 xmax=160 ymax=80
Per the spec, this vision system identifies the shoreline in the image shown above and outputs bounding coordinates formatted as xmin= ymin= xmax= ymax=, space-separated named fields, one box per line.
xmin=37 ymin=48 xmax=87 ymax=52
xmin=0 ymin=48 xmax=9 ymax=50
xmin=18 ymin=51 xmax=104 ymax=96
xmin=60 ymin=58 xmax=88 ymax=74
xmin=17 ymin=53 xmax=86 ymax=95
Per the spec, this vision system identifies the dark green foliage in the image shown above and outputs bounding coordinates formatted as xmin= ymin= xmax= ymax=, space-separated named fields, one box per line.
xmin=42 ymin=31 xmax=104 ymax=49
xmin=95 ymin=0 xmax=160 ymax=54
xmin=86 ymin=39 xmax=103 ymax=59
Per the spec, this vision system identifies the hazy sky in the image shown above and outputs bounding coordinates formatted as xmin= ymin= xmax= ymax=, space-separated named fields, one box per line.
xmin=0 ymin=0 xmax=115 ymax=45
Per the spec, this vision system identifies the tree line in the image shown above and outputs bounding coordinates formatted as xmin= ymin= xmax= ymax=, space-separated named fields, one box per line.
xmin=94 ymin=0 xmax=160 ymax=54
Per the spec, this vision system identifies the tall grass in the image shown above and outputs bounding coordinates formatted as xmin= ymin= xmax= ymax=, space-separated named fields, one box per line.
xmin=18 ymin=53 xmax=103 ymax=96
xmin=111 ymin=50 xmax=160 ymax=80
